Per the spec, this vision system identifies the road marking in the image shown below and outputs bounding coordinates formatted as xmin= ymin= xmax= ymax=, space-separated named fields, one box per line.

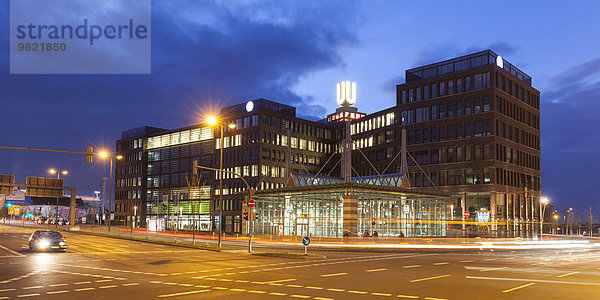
xmin=366 ymin=268 xmax=388 ymax=272
xmin=433 ymin=262 xmax=449 ymax=265
xmin=213 ymin=287 xmax=228 ymax=290
xmin=22 ymin=286 xmax=43 ymax=289
xmin=290 ymin=295 xmax=310 ymax=298
xmin=372 ymin=292 xmax=393 ymax=296
xmin=396 ymin=295 xmax=418 ymax=298
xmin=74 ymin=281 xmax=92 ymax=285
xmin=403 ymin=265 xmax=421 ymax=268
xmin=424 ymin=297 xmax=448 ymax=300
xmin=314 ymin=298 xmax=334 ymax=300
xmin=16 ymin=294 xmax=39 ymax=298
xmin=327 ymin=288 xmax=345 ymax=292
xmin=269 ymin=292 xmax=287 ymax=296
xmin=348 ymin=290 xmax=368 ymax=294
xmin=157 ymin=290 xmax=210 ymax=297
xmin=459 ymin=260 xmax=473 ymax=263
xmin=306 ymin=286 xmax=323 ymax=290
xmin=0 ymin=244 xmax=26 ymax=257
xmin=502 ymin=283 xmax=535 ymax=293
xmin=480 ymin=266 xmax=508 ymax=272
xmin=0 ymin=289 xmax=16 ymax=292
xmin=321 ymin=272 xmax=348 ymax=277
xmin=248 ymin=290 xmax=267 ymax=294
xmin=99 ymin=285 xmax=118 ymax=289
xmin=230 ymin=288 xmax=247 ymax=292
xmin=74 ymin=288 xmax=95 ymax=291
xmin=466 ymin=276 xmax=600 ymax=286
xmin=266 ymin=278 xmax=297 ymax=283
xmin=48 ymin=284 xmax=67 ymax=287
xmin=557 ymin=272 xmax=579 ymax=278
xmin=122 ymin=283 xmax=139 ymax=286
xmin=47 ymin=290 xmax=69 ymax=294
xmin=95 ymin=279 xmax=112 ymax=283
xmin=410 ymin=275 xmax=450 ymax=283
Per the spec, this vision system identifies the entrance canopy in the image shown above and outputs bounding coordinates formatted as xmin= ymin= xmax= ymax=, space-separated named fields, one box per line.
xmin=253 ymin=177 xmax=449 ymax=238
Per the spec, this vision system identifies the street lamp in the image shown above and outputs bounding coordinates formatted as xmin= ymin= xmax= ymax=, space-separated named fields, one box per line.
xmin=99 ymin=151 xmax=123 ymax=233
xmin=49 ymin=169 xmax=68 ymax=228
xmin=206 ymin=116 xmax=236 ymax=248
xmin=553 ymin=214 xmax=559 ymax=235
xmin=540 ymin=196 xmax=549 ymax=237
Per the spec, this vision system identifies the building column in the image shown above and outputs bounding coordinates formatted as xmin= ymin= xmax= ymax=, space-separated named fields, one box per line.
xmin=342 ymin=194 xmax=358 ymax=237
xmin=490 ymin=192 xmax=497 ymax=237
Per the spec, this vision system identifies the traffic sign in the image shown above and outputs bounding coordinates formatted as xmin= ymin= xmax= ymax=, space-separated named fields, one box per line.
xmin=302 ymin=236 xmax=311 ymax=246
xmin=248 ymin=199 xmax=255 ymax=208
xmin=464 ymin=211 xmax=470 ymax=218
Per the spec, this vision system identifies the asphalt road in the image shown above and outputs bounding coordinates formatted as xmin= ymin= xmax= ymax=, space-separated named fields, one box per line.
xmin=1 ymin=224 xmax=600 ymax=299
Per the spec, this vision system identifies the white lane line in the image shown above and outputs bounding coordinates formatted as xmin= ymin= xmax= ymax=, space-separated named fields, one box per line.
xmin=502 ymin=283 xmax=535 ymax=293
xmin=320 ymin=273 xmax=348 ymax=277
xmin=0 ymin=244 xmax=26 ymax=257
xmin=403 ymin=265 xmax=421 ymax=268
xmin=17 ymin=294 xmax=40 ymax=298
xmin=433 ymin=262 xmax=449 ymax=265
xmin=122 ymin=283 xmax=139 ymax=286
xmin=467 ymin=276 xmax=600 ymax=286
xmin=557 ymin=272 xmax=579 ymax=278
xmin=47 ymin=290 xmax=69 ymax=294
xmin=48 ymin=284 xmax=68 ymax=287
xmin=22 ymin=286 xmax=43 ymax=290
xmin=366 ymin=268 xmax=388 ymax=272
xmin=480 ymin=266 xmax=508 ymax=272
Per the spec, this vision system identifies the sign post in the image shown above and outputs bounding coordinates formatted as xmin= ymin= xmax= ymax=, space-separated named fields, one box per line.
xmin=464 ymin=211 xmax=470 ymax=218
xmin=302 ymin=236 xmax=311 ymax=255
xmin=248 ymin=199 xmax=255 ymax=253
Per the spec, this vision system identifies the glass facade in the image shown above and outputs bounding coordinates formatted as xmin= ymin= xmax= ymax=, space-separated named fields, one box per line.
xmin=253 ymin=185 xmax=448 ymax=238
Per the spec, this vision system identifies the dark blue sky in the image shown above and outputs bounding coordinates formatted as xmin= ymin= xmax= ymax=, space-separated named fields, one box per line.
xmin=1 ymin=1 xmax=599 ymax=215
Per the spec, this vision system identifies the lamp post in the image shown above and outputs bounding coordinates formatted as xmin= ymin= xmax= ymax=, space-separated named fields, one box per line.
xmin=539 ymin=197 xmax=549 ymax=237
xmin=99 ymin=151 xmax=123 ymax=233
xmin=207 ymin=116 xmax=236 ymax=248
xmin=49 ymin=169 xmax=68 ymax=228
xmin=192 ymin=162 xmax=254 ymax=252
xmin=553 ymin=214 xmax=558 ymax=235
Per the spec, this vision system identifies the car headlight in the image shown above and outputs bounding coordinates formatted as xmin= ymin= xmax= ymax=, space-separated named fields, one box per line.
xmin=59 ymin=242 xmax=66 ymax=246
xmin=39 ymin=240 xmax=50 ymax=248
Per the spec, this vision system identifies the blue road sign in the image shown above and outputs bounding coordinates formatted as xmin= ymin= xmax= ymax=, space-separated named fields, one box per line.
xmin=302 ymin=236 xmax=311 ymax=246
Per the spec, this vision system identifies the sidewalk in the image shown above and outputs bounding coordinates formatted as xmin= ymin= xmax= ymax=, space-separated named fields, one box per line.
xmin=3 ymin=219 xmax=597 ymax=251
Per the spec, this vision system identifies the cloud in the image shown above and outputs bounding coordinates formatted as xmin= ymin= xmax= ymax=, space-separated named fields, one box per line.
xmin=411 ymin=42 xmax=520 ymax=68
xmin=541 ymin=57 xmax=600 ymax=210
xmin=0 ymin=0 xmax=360 ymax=195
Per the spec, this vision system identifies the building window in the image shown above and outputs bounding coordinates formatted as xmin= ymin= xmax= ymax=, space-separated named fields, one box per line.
xmin=465 ymin=76 xmax=471 ymax=91
xmin=448 ymin=80 xmax=454 ymax=95
xmin=439 ymin=82 xmax=446 ymax=96
xmin=456 ymin=100 xmax=462 ymax=116
xmin=431 ymin=83 xmax=437 ymax=98
xmin=456 ymin=78 xmax=462 ymax=93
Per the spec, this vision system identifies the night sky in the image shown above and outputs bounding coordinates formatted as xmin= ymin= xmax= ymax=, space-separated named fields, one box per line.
xmin=1 ymin=1 xmax=599 ymax=216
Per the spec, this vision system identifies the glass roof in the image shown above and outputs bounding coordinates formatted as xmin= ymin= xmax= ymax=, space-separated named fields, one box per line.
xmin=290 ymin=173 xmax=405 ymax=188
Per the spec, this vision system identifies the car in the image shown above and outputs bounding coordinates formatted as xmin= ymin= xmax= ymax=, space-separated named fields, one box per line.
xmin=28 ymin=230 xmax=68 ymax=252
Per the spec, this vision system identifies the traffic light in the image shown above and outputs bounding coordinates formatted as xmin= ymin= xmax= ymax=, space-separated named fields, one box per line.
xmin=86 ymin=146 xmax=94 ymax=163
xmin=243 ymin=212 xmax=248 ymax=220
xmin=371 ymin=218 xmax=376 ymax=225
